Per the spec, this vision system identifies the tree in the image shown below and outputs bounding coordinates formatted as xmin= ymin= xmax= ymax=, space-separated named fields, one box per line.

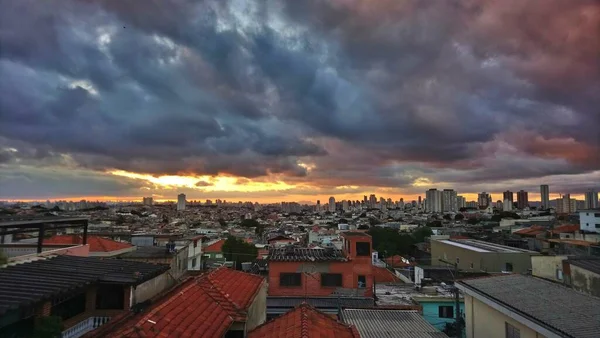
xmin=454 ymin=214 xmax=464 ymax=221
xmin=369 ymin=218 xmax=382 ymax=226
xmin=357 ymin=224 xmax=370 ymax=230
xmin=467 ymin=218 xmax=480 ymax=225
xmin=297 ymin=225 xmax=306 ymax=232
xmin=218 ymin=219 xmax=227 ymax=227
xmin=221 ymin=236 xmax=258 ymax=270
xmin=443 ymin=214 xmax=452 ymax=220
xmin=33 ymin=316 xmax=63 ymax=338
xmin=412 ymin=227 xmax=433 ymax=243
xmin=241 ymin=219 xmax=260 ymax=228
xmin=368 ymin=227 xmax=414 ymax=256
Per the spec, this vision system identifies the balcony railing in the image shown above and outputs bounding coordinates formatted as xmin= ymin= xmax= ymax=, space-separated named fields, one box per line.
xmin=62 ymin=316 xmax=110 ymax=338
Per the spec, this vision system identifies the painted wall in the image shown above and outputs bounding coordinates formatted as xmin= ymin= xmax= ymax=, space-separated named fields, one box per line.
xmin=246 ymin=282 xmax=268 ymax=331
xmin=464 ymin=294 xmax=544 ymax=338
xmin=570 ymin=264 xmax=600 ymax=297
xmin=579 ymin=211 xmax=600 ymax=233
xmin=133 ymin=272 xmax=174 ymax=304
xmin=531 ymin=255 xmax=568 ymax=282
xmin=418 ymin=299 xmax=465 ymax=331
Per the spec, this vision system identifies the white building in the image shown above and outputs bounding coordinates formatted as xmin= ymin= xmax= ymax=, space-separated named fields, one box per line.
xmin=580 ymin=210 xmax=600 ymax=233
xmin=540 ymin=184 xmax=550 ymax=209
xmin=556 ymin=194 xmax=576 ymax=214
xmin=442 ymin=189 xmax=457 ymax=212
xmin=478 ymin=192 xmax=491 ymax=207
xmin=328 ymin=196 xmax=336 ymax=212
xmin=425 ymin=189 xmax=442 ymax=213
xmin=584 ymin=189 xmax=599 ymax=209
xmin=177 ymin=193 xmax=186 ymax=211
xmin=456 ymin=196 xmax=466 ymax=209
xmin=502 ymin=198 xmax=513 ymax=211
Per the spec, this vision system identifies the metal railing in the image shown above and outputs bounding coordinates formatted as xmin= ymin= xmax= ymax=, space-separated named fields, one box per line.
xmin=62 ymin=316 xmax=110 ymax=338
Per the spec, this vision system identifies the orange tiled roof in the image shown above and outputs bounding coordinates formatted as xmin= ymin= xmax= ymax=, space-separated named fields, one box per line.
xmin=373 ymin=266 xmax=400 ymax=283
xmin=550 ymin=224 xmax=580 ymax=234
xmin=513 ymin=225 xmax=545 ymax=236
xmin=204 ymin=239 xmax=226 ymax=252
xmin=248 ymin=303 xmax=360 ymax=338
xmin=103 ymin=268 xmax=264 ymax=338
xmin=384 ymin=255 xmax=413 ymax=268
xmin=44 ymin=235 xmax=132 ymax=253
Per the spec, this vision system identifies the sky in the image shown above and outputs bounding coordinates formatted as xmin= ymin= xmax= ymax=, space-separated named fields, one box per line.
xmin=0 ymin=0 xmax=599 ymax=204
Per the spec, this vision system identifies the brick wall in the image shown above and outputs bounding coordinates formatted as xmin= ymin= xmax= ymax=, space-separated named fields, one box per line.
xmin=35 ymin=301 xmax=52 ymax=317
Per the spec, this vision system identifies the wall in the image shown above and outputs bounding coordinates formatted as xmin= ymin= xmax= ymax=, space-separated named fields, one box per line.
xmin=580 ymin=212 xmax=600 ymax=233
xmin=531 ymin=255 xmax=568 ymax=282
xmin=417 ymin=299 xmax=465 ymax=331
xmin=245 ymin=282 xmax=267 ymax=331
xmin=133 ymin=272 xmax=174 ymax=304
xmin=431 ymin=240 xmax=537 ymax=273
xmin=268 ymin=260 xmax=373 ymax=297
xmin=464 ymin=295 xmax=543 ymax=338
xmin=570 ymin=265 xmax=600 ymax=297
xmin=4 ymin=244 xmax=89 ymax=261
xmin=186 ymin=240 xmax=202 ymax=271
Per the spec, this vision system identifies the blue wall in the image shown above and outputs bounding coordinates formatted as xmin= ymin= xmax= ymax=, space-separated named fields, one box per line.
xmin=419 ymin=300 xmax=465 ymax=331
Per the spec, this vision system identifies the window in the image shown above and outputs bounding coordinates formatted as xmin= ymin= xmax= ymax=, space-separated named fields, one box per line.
xmin=505 ymin=263 xmax=513 ymax=272
xmin=96 ymin=284 xmax=125 ymax=310
xmin=321 ymin=273 xmax=343 ymax=287
xmin=356 ymin=242 xmax=370 ymax=256
xmin=280 ymin=273 xmax=302 ymax=287
xmin=505 ymin=322 xmax=520 ymax=338
xmin=594 ymin=213 xmax=600 ymax=217
xmin=470 ymin=263 xmax=474 ymax=269
xmin=215 ymin=253 xmax=223 ymax=258
xmin=595 ymin=224 xmax=600 ymax=229
xmin=438 ymin=305 xmax=454 ymax=318
xmin=358 ymin=275 xmax=366 ymax=288
xmin=192 ymin=258 xmax=197 ymax=268
xmin=51 ymin=292 xmax=86 ymax=321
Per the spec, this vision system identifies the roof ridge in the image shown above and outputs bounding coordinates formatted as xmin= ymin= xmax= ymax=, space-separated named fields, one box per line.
xmin=300 ymin=303 xmax=310 ymax=338
xmin=206 ymin=269 xmax=244 ymax=311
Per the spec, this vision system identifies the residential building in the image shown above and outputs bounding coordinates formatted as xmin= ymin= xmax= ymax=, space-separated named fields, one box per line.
xmin=466 ymin=201 xmax=478 ymax=208
xmin=563 ymin=256 xmax=600 ymax=297
xmin=579 ymin=210 xmax=600 ymax=233
xmin=44 ymin=235 xmax=135 ymax=257
xmin=249 ymin=303 xmax=359 ymax=338
xmin=540 ymin=185 xmax=550 ymax=209
xmin=341 ymin=309 xmax=446 ymax=338
xmin=457 ymin=274 xmax=600 ymax=338
xmin=142 ymin=196 xmax=153 ymax=206
xmin=477 ymin=192 xmax=491 ymax=208
xmin=442 ymin=189 xmax=457 ymax=212
xmin=502 ymin=198 xmax=512 ymax=211
xmin=118 ymin=245 xmax=189 ymax=281
xmin=457 ymin=196 xmax=466 ymax=209
xmin=502 ymin=191 xmax=513 ymax=205
xmin=369 ymin=194 xmax=376 ymax=208
xmin=430 ymin=238 xmax=539 ymax=273
xmin=516 ymin=190 xmax=528 ymax=209
xmin=557 ymin=194 xmax=577 ymax=214
xmin=177 ymin=193 xmax=186 ymax=211
xmin=426 ymin=189 xmax=442 ymax=213
xmin=414 ymin=297 xmax=464 ymax=333
xmin=203 ymin=238 xmax=226 ymax=266
xmin=0 ymin=255 xmax=169 ymax=338
xmin=495 ymin=200 xmax=503 ymax=209
xmin=91 ymin=268 xmax=267 ymax=338
xmin=342 ymin=199 xmax=349 ymax=212
xmin=267 ymin=232 xmax=374 ymax=298
xmin=329 ymin=196 xmax=336 ymax=212
xmin=584 ymin=189 xmax=599 ymax=209
xmin=182 ymin=235 xmax=203 ymax=271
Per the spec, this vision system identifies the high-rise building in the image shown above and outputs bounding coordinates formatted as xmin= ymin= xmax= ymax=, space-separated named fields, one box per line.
xmin=503 ymin=198 xmax=513 ymax=211
xmin=456 ymin=196 xmax=466 ymax=209
xmin=142 ymin=197 xmax=153 ymax=206
xmin=517 ymin=190 xmax=528 ymax=209
xmin=584 ymin=189 xmax=599 ymax=209
xmin=369 ymin=194 xmax=377 ymax=209
xmin=398 ymin=198 xmax=405 ymax=210
xmin=495 ymin=200 xmax=503 ymax=209
xmin=556 ymin=194 xmax=577 ymax=214
xmin=502 ymin=191 xmax=513 ymax=204
xmin=418 ymin=196 xmax=422 ymax=207
xmin=540 ymin=185 xmax=550 ymax=209
xmin=478 ymin=192 xmax=491 ymax=208
xmin=466 ymin=201 xmax=478 ymax=208
xmin=328 ymin=196 xmax=336 ymax=212
xmin=442 ymin=189 xmax=458 ymax=212
xmin=316 ymin=200 xmax=321 ymax=212
xmin=342 ymin=200 xmax=349 ymax=212
xmin=426 ymin=189 xmax=442 ymax=213
xmin=177 ymin=193 xmax=186 ymax=211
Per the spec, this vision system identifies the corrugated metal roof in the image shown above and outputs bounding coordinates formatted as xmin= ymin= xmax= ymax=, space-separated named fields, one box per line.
xmin=341 ymin=309 xmax=448 ymax=338
xmin=568 ymin=256 xmax=600 ymax=275
xmin=267 ymin=296 xmax=374 ymax=310
xmin=459 ymin=274 xmax=600 ymax=338
xmin=268 ymin=247 xmax=347 ymax=262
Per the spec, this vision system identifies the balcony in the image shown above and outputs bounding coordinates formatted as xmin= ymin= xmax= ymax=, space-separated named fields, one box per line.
xmin=61 ymin=316 xmax=110 ymax=338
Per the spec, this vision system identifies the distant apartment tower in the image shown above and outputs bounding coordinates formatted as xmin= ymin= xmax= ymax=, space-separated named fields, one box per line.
xmin=328 ymin=196 xmax=336 ymax=212
xmin=442 ymin=189 xmax=458 ymax=212
xmin=477 ymin=192 xmax=491 ymax=208
xmin=368 ymin=194 xmax=376 ymax=209
xmin=556 ymin=194 xmax=577 ymax=214
xmin=342 ymin=200 xmax=349 ymax=212
xmin=540 ymin=185 xmax=550 ymax=209
xmin=503 ymin=198 xmax=513 ymax=211
xmin=425 ymin=189 xmax=442 ymax=213
xmin=316 ymin=200 xmax=322 ymax=212
xmin=502 ymin=191 xmax=514 ymax=205
xmin=177 ymin=193 xmax=186 ymax=211
xmin=584 ymin=189 xmax=599 ymax=209
xmin=418 ymin=196 xmax=422 ymax=207
xmin=142 ymin=197 xmax=153 ymax=206
xmin=456 ymin=196 xmax=466 ymax=209
xmin=516 ymin=190 xmax=529 ymax=209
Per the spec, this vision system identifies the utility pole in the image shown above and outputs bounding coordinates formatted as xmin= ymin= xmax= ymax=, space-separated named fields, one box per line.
xmin=439 ymin=258 xmax=462 ymax=338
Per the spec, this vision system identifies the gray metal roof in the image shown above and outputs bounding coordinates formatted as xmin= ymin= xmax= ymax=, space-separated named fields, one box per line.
xmin=459 ymin=274 xmax=600 ymax=338
xmin=267 ymin=296 xmax=374 ymax=313
xmin=568 ymin=256 xmax=600 ymax=275
xmin=267 ymin=247 xmax=347 ymax=262
xmin=341 ymin=309 xmax=448 ymax=338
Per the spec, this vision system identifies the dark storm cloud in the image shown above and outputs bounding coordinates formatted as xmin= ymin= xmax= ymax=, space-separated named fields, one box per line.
xmin=0 ymin=0 xmax=599 ymax=197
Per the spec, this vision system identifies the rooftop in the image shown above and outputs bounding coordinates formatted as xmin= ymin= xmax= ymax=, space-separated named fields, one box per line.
xmin=436 ymin=239 xmax=536 ymax=253
xmin=0 ymin=216 xmax=89 ymax=227
xmin=458 ymin=274 xmax=600 ymax=338
xmin=95 ymin=268 xmax=265 ymax=338
xmin=0 ymin=255 xmax=169 ymax=315
xmin=268 ymin=247 xmax=347 ymax=262
xmin=203 ymin=239 xmax=225 ymax=253
xmin=341 ymin=309 xmax=448 ymax=338
xmin=118 ymin=246 xmax=179 ymax=259
xmin=44 ymin=235 xmax=132 ymax=253
xmin=267 ymin=297 xmax=375 ymax=315
xmin=373 ymin=266 xmax=401 ymax=283
xmin=341 ymin=231 xmax=371 ymax=237
xmin=375 ymin=283 xmax=457 ymax=306
xmin=568 ymin=256 xmax=600 ymax=275
xmin=249 ymin=303 xmax=360 ymax=338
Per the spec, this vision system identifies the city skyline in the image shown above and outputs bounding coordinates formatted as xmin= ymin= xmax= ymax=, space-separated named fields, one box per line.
xmin=1 ymin=1 xmax=599 ymax=203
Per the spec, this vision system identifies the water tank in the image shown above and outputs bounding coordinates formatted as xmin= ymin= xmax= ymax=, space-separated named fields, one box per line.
xmin=241 ymin=262 xmax=252 ymax=271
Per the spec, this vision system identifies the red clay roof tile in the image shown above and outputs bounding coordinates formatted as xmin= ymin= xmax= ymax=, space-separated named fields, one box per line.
xmin=203 ymin=239 xmax=225 ymax=253
xmin=44 ymin=235 xmax=132 ymax=253
xmin=248 ymin=303 xmax=360 ymax=338
xmin=373 ymin=266 xmax=400 ymax=283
